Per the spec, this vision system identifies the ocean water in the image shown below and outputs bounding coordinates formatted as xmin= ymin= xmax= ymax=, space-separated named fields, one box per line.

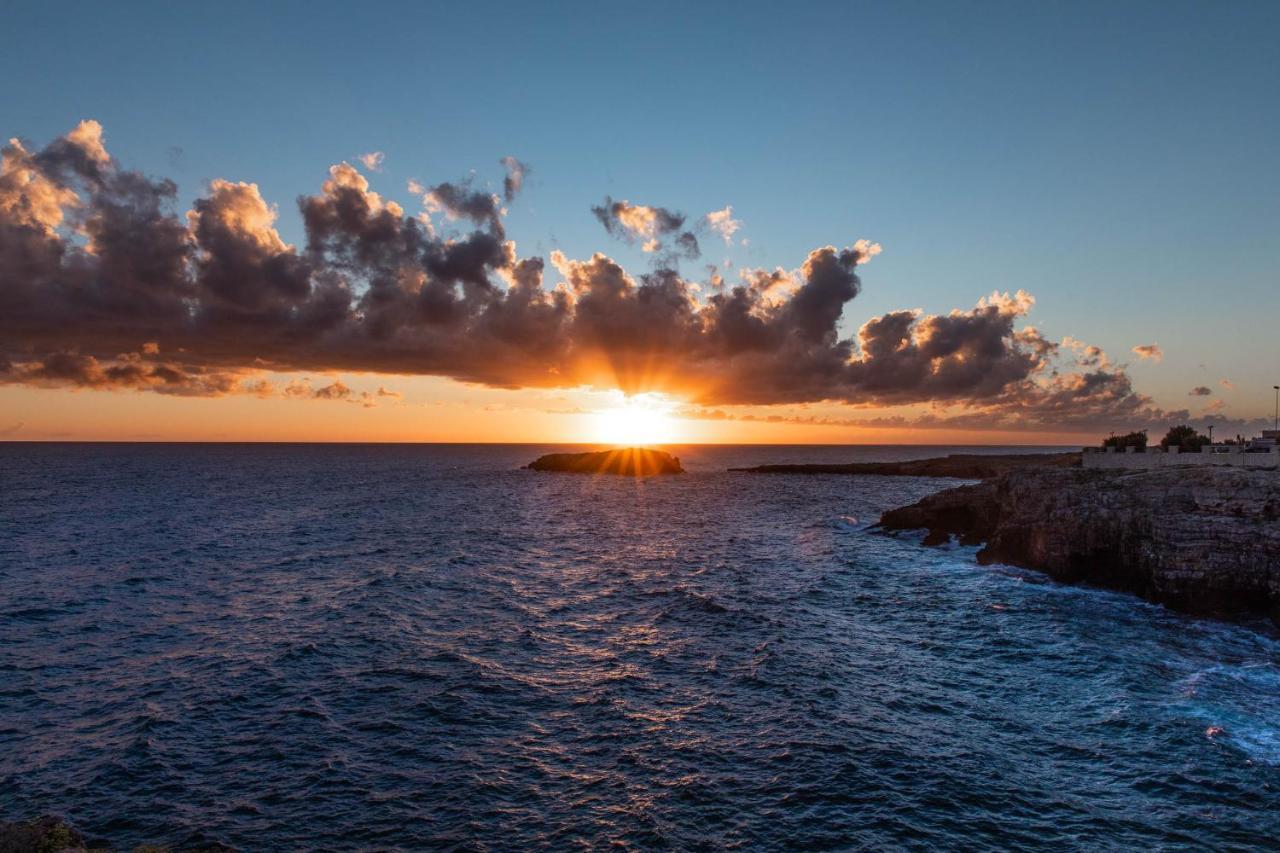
xmin=1 ymin=443 xmax=1278 ymax=850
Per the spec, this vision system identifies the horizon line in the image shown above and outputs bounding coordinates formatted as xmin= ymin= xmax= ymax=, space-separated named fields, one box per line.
xmin=0 ymin=439 xmax=1084 ymax=447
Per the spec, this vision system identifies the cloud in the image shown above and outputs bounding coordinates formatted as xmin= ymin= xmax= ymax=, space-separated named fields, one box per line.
xmin=1221 ymin=378 xmax=1235 ymax=390
xmin=682 ymin=388 xmax=1199 ymax=436
xmin=1197 ymin=412 xmax=1272 ymax=435
xmin=0 ymin=120 xmax=1165 ymax=431
xmin=422 ymin=180 xmax=505 ymax=235
xmin=1189 ymin=386 xmax=1212 ymax=396
xmin=1132 ymin=343 xmax=1163 ymax=361
xmin=416 ymin=160 xmax=528 ymax=237
xmin=0 ymin=421 xmax=23 ymax=436
xmin=704 ymin=206 xmax=741 ymax=245
xmin=277 ymin=378 xmax=385 ymax=404
xmin=1062 ymin=336 xmax=1109 ymax=368
xmin=0 ymin=135 xmax=80 ymax=234
xmin=1 ymin=351 xmax=247 ymax=396
xmin=592 ymin=197 xmax=699 ymax=261
xmin=358 ymin=151 xmax=385 ymax=171
xmin=500 ymin=156 xmax=528 ymax=203
xmin=64 ymin=120 xmax=111 ymax=166
xmin=312 ymin=380 xmax=351 ymax=400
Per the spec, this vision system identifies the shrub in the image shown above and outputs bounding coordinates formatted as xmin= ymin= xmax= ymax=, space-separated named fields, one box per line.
xmin=1102 ymin=430 xmax=1148 ymax=450
xmin=1160 ymin=424 xmax=1210 ymax=452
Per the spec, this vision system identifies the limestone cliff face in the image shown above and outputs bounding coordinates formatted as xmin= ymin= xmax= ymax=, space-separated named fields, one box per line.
xmin=879 ymin=467 xmax=1280 ymax=625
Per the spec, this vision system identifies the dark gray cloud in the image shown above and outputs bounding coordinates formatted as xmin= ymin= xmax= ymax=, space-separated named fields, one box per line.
xmin=592 ymin=197 xmax=700 ymax=262
xmin=685 ymin=363 xmax=1193 ymax=435
xmin=1190 ymin=386 xmax=1212 ymax=396
xmin=424 ymin=179 xmax=505 ymax=237
xmin=0 ymin=121 xmax=1163 ymax=428
xmin=1 ymin=350 xmax=243 ymax=396
xmin=500 ymin=156 xmax=528 ymax=203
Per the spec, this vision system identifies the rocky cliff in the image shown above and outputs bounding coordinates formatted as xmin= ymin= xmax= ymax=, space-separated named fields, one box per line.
xmin=879 ymin=466 xmax=1280 ymax=625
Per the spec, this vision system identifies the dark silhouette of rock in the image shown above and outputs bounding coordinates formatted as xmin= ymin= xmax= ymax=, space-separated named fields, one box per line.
xmin=0 ymin=814 xmax=235 ymax=852
xmin=0 ymin=815 xmax=85 ymax=852
xmin=731 ymin=452 xmax=1080 ymax=479
xmin=879 ymin=466 xmax=1280 ymax=625
xmin=525 ymin=448 xmax=684 ymax=475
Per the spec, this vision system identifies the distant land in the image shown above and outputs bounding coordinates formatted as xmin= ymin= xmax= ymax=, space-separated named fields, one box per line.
xmin=731 ymin=452 xmax=1080 ymax=479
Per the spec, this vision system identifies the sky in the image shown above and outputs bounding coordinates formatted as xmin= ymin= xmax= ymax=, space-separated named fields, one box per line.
xmin=0 ymin=0 xmax=1276 ymax=443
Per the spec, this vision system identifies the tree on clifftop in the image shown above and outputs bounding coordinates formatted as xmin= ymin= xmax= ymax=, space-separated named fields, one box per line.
xmin=1160 ymin=424 xmax=1210 ymax=452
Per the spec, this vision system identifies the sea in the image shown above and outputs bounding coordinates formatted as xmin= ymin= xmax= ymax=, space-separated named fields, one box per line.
xmin=1 ymin=443 xmax=1278 ymax=850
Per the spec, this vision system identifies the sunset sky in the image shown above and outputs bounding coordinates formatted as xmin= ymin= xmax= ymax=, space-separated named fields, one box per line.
xmin=1 ymin=0 xmax=1276 ymax=443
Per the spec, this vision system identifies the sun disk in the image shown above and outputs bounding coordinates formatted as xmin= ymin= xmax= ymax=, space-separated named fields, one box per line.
xmin=590 ymin=394 xmax=680 ymax=446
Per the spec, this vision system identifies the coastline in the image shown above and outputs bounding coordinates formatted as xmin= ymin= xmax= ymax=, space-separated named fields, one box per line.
xmin=878 ymin=465 xmax=1280 ymax=627
xmin=730 ymin=451 xmax=1080 ymax=479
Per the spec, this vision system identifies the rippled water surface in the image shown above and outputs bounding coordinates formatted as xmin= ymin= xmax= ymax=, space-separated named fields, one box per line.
xmin=2 ymin=443 xmax=1279 ymax=850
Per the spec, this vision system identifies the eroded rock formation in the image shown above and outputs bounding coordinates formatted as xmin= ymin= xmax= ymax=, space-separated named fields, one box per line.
xmin=879 ymin=466 xmax=1280 ymax=625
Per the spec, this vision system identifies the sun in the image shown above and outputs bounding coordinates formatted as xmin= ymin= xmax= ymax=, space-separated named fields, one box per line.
xmin=590 ymin=393 xmax=680 ymax=446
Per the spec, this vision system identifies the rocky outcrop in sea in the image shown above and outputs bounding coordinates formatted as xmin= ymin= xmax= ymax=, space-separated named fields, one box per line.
xmin=878 ymin=466 xmax=1280 ymax=625
xmin=524 ymin=448 xmax=684 ymax=475
xmin=0 ymin=814 xmax=233 ymax=852
xmin=0 ymin=815 xmax=87 ymax=852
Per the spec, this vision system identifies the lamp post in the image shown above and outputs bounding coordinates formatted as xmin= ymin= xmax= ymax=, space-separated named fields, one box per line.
xmin=1274 ymin=385 xmax=1279 ymax=433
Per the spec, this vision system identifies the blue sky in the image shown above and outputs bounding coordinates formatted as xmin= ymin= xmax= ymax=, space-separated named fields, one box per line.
xmin=3 ymin=0 xmax=1277 ymax=427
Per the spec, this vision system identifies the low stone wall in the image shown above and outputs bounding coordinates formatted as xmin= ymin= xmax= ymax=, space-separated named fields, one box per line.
xmin=1083 ymin=445 xmax=1280 ymax=470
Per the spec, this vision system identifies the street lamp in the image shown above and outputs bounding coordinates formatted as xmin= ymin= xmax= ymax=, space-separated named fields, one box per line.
xmin=1274 ymin=385 xmax=1279 ymax=433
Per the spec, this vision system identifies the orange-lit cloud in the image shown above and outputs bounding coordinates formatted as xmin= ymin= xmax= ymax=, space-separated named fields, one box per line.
xmin=0 ymin=136 xmax=80 ymax=233
xmin=65 ymin=119 xmax=110 ymax=165
xmin=0 ymin=120 xmax=1176 ymax=436
xmin=704 ymin=206 xmax=742 ymax=245
xmin=592 ymin=197 xmax=698 ymax=258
